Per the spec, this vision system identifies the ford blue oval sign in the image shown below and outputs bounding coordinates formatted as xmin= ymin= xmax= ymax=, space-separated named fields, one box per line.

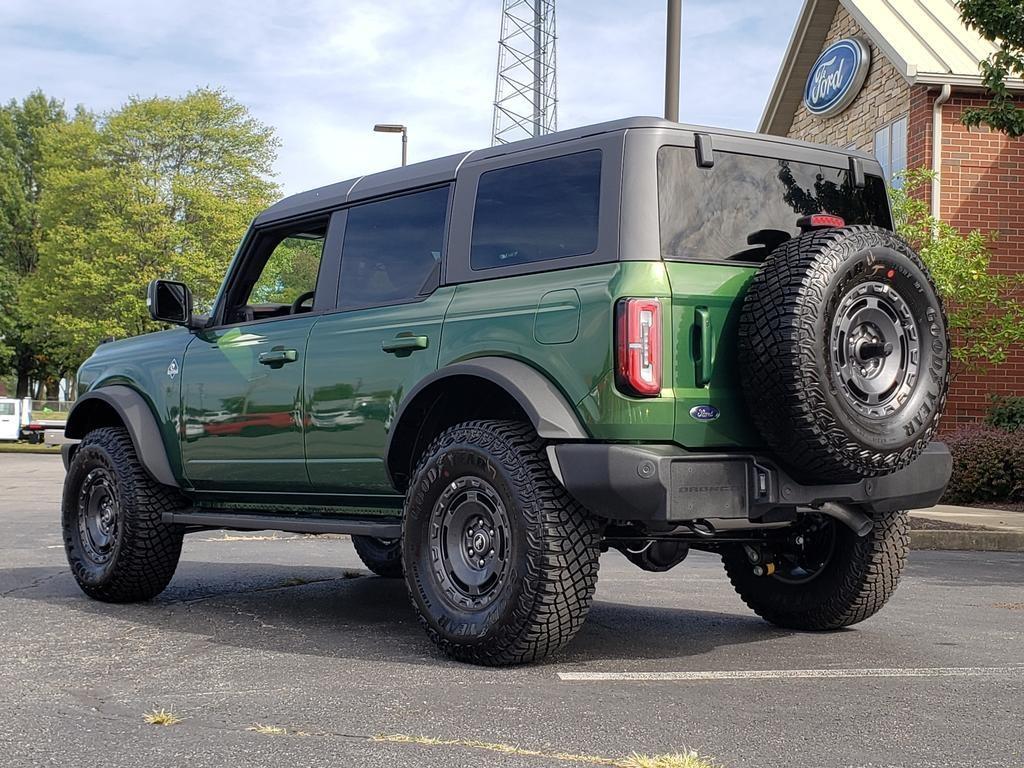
xmin=804 ymin=38 xmax=871 ymax=118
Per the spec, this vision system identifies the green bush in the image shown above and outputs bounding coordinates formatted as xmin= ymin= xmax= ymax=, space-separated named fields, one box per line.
xmin=985 ymin=395 xmax=1024 ymax=432
xmin=942 ymin=426 xmax=1024 ymax=504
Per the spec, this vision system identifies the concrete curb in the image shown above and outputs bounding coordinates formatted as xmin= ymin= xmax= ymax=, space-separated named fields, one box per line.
xmin=911 ymin=529 xmax=1024 ymax=553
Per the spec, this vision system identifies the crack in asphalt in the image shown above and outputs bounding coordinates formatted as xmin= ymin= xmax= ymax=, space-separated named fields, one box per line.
xmin=178 ymin=572 xmax=365 ymax=605
xmin=0 ymin=570 xmax=65 ymax=598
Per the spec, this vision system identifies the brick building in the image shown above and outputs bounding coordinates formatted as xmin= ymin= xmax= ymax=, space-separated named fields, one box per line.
xmin=759 ymin=0 xmax=1024 ymax=426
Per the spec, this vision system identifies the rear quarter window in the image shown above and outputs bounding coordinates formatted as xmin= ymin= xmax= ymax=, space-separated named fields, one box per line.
xmin=470 ymin=150 xmax=602 ymax=271
xmin=658 ymin=146 xmax=892 ymax=263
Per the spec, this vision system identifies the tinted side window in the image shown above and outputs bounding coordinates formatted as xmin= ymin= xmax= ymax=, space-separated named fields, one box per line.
xmin=338 ymin=186 xmax=450 ymax=309
xmin=471 ymin=150 xmax=601 ymax=271
xmin=658 ymin=147 xmax=892 ymax=263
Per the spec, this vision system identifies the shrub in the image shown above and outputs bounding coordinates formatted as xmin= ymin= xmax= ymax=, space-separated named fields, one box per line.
xmin=985 ymin=395 xmax=1024 ymax=432
xmin=942 ymin=426 xmax=1024 ymax=504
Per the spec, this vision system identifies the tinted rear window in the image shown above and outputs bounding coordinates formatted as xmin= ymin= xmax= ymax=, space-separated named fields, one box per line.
xmin=471 ymin=150 xmax=601 ymax=271
xmin=658 ymin=147 xmax=892 ymax=263
xmin=338 ymin=185 xmax=449 ymax=309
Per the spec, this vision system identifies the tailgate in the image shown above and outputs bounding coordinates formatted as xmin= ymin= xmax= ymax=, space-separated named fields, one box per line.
xmin=664 ymin=261 xmax=762 ymax=449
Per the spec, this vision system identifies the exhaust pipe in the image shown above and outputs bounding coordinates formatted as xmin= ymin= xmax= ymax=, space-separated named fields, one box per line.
xmin=818 ymin=502 xmax=874 ymax=537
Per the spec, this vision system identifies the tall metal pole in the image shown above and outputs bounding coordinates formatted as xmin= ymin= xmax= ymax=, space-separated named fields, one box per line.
xmin=401 ymin=127 xmax=408 ymax=166
xmin=533 ymin=2 xmax=543 ymax=136
xmin=665 ymin=0 xmax=681 ymax=122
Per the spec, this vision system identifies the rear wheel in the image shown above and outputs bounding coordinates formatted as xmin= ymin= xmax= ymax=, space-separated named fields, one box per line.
xmin=62 ymin=426 xmax=186 ymax=602
xmin=402 ymin=420 xmax=602 ymax=665
xmin=351 ymin=535 xmax=403 ymax=578
xmin=721 ymin=509 xmax=910 ymax=630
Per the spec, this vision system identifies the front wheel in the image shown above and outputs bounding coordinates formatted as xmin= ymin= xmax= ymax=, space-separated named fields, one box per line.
xmin=402 ymin=420 xmax=602 ymax=666
xmin=62 ymin=426 xmax=187 ymax=602
xmin=722 ymin=509 xmax=910 ymax=630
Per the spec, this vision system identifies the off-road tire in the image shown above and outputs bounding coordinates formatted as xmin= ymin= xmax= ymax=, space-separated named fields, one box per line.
xmin=62 ymin=426 xmax=186 ymax=602
xmin=403 ymin=420 xmax=602 ymax=666
xmin=721 ymin=510 xmax=910 ymax=630
xmin=739 ymin=226 xmax=950 ymax=483
xmin=351 ymin=535 xmax=403 ymax=578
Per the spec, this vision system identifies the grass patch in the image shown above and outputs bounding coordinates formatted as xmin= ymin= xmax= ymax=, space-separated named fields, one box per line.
xmin=372 ymin=734 xmax=717 ymax=768
xmin=0 ymin=442 xmax=61 ymax=454
xmin=31 ymin=411 xmax=67 ymax=422
xmin=248 ymin=723 xmax=288 ymax=735
xmin=143 ymin=708 xmax=183 ymax=726
xmin=621 ymin=753 xmax=718 ymax=768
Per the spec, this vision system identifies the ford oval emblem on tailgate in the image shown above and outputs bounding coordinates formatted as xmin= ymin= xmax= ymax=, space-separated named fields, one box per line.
xmin=689 ymin=404 xmax=719 ymax=422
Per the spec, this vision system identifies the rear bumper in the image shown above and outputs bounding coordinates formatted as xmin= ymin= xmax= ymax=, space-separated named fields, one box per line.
xmin=549 ymin=442 xmax=951 ymax=525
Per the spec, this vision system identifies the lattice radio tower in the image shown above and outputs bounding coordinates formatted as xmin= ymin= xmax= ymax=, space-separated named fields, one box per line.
xmin=491 ymin=0 xmax=557 ymax=145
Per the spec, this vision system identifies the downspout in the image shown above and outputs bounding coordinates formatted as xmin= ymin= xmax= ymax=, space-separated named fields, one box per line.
xmin=931 ymin=84 xmax=952 ymax=220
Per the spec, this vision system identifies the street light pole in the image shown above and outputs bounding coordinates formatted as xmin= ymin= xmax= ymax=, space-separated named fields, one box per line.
xmin=665 ymin=0 xmax=681 ymax=122
xmin=373 ymin=123 xmax=408 ymax=166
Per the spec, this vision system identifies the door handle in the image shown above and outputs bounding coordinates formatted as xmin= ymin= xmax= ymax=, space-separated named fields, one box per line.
xmin=694 ymin=307 xmax=715 ymax=388
xmin=258 ymin=348 xmax=298 ymax=368
xmin=381 ymin=335 xmax=429 ymax=356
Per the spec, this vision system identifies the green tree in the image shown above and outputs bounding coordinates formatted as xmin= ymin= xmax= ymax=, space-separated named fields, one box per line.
xmin=25 ymin=88 xmax=279 ymax=368
xmin=958 ymin=0 xmax=1024 ymax=136
xmin=0 ymin=91 xmax=68 ymax=397
xmin=891 ymin=168 xmax=1024 ymax=367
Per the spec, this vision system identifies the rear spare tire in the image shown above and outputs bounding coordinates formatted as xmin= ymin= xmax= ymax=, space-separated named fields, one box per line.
xmin=739 ymin=225 xmax=949 ymax=483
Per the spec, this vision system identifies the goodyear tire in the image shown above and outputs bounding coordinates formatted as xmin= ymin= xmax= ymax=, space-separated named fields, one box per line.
xmin=351 ymin=535 xmax=403 ymax=578
xmin=62 ymin=426 xmax=186 ymax=602
xmin=402 ymin=420 xmax=602 ymax=666
xmin=722 ymin=509 xmax=910 ymax=629
xmin=739 ymin=225 xmax=950 ymax=483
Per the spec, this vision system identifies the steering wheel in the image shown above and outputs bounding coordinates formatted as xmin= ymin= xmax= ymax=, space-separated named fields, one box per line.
xmin=290 ymin=290 xmax=316 ymax=314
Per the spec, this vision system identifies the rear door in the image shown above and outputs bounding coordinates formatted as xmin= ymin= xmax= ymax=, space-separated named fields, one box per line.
xmin=180 ymin=216 xmax=336 ymax=492
xmin=656 ymin=144 xmax=892 ymax=448
xmin=304 ymin=185 xmax=454 ymax=496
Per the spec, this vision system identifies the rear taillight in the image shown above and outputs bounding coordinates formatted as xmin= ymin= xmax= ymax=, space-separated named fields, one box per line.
xmin=615 ymin=298 xmax=662 ymax=397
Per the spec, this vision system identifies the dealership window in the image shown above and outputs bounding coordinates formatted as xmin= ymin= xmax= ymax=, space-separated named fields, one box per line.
xmin=874 ymin=116 xmax=907 ymax=187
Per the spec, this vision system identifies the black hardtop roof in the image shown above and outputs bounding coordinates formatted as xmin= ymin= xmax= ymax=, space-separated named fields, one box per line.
xmin=255 ymin=116 xmax=875 ymax=226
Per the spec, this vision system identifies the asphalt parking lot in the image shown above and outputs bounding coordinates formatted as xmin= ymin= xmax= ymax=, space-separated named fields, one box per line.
xmin=1 ymin=453 xmax=1021 ymax=768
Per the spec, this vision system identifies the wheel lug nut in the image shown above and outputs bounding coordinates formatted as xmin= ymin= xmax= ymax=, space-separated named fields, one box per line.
xmin=478 ymin=559 xmax=485 ymax=567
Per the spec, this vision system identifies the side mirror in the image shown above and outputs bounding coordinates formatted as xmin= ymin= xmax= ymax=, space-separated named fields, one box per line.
xmin=147 ymin=279 xmax=193 ymax=326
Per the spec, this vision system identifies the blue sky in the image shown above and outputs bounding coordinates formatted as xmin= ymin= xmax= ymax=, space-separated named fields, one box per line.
xmin=0 ymin=0 xmax=804 ymax=195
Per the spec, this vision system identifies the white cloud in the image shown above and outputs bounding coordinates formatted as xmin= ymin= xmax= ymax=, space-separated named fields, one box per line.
xmin=0 ymin=0 xmax=802 ymax=195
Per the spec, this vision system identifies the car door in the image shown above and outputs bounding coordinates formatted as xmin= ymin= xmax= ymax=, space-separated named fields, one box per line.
xmin=180 ymin=215 xmax=337 ymax=493
xmin=304 ymin=185 xmax=453 ymax=496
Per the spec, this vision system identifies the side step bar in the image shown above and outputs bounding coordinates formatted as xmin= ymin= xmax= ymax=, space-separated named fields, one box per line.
xmin=163 ymin=511 xmax=402 ymax=538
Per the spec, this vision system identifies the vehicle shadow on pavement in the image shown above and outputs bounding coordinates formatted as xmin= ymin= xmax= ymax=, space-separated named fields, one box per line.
xmin=0 ymin=562 xmax=789 ymax=666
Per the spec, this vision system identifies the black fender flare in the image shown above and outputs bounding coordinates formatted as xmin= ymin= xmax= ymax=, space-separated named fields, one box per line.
xmin=385 ymin=357 xmax=589 ymax=486
xmin=64 ymin=385 xmax=179 ymax=487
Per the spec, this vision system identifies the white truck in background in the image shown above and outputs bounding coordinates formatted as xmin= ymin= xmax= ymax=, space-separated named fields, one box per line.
xmin=0 ymin=397 xmax=32 ymax=441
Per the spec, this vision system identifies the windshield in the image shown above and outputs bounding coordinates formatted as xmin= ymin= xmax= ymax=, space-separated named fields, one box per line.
xmin=658 ymin=146 xmax=892 ymax=263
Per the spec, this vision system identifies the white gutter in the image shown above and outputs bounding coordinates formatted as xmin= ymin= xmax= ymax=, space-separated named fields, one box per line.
xmin=931 ymin=84 xmax=952 ymax=220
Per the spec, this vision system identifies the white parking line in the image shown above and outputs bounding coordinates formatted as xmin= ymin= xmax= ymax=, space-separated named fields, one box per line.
xmin=557 ymin=666 xmax=1024 ymax=682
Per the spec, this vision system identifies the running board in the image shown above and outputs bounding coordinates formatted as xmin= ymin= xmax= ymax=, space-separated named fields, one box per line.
xmin=164 ymin=511 xmax=402 ymax=538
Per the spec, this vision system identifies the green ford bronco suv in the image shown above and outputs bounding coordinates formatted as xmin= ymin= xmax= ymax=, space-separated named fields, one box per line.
xmin=61 ymin=117 xmax=951 ymax=665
